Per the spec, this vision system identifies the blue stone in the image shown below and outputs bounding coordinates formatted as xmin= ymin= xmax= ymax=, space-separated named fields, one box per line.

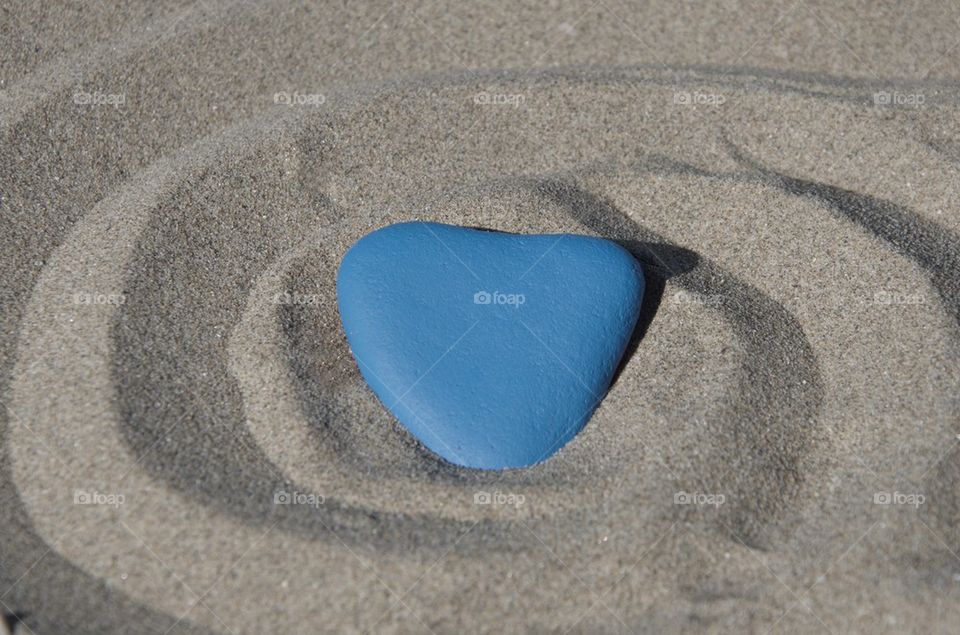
xmin=336 ymin=221 xmax=644 ymax=470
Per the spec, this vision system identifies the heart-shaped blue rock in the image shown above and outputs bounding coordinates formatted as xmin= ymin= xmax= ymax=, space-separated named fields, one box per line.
xmin=336 ymin=221 xmax=644 ymax=470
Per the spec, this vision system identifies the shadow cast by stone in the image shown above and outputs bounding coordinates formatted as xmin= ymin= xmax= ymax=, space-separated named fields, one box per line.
xmin=534 ymin=177 xmax=824 ymax=548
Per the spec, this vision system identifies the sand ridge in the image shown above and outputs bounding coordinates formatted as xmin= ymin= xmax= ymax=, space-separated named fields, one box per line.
xmin=3 ymin=2 xmax=960 ymax=633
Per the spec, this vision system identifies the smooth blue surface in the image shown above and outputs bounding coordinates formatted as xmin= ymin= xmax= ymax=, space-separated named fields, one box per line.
xmin=336 ymin=221 xmax=645 ymax=470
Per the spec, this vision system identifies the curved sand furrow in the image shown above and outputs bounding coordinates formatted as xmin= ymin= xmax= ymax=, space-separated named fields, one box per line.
xmin=3 ymin=14 xmax=960 ymax=627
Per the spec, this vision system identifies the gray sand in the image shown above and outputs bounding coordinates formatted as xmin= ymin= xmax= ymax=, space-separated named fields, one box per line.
xmin=3 ymin=2 xmax=960 ymax=633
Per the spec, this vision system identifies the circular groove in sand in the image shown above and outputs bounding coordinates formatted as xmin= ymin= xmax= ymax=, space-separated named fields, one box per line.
xmin=5 ymin=64 xmax=960 ymax=633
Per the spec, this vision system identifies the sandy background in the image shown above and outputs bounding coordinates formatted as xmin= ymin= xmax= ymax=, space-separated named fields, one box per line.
xmin=3 ymin=1 xmax=960 ymax=633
